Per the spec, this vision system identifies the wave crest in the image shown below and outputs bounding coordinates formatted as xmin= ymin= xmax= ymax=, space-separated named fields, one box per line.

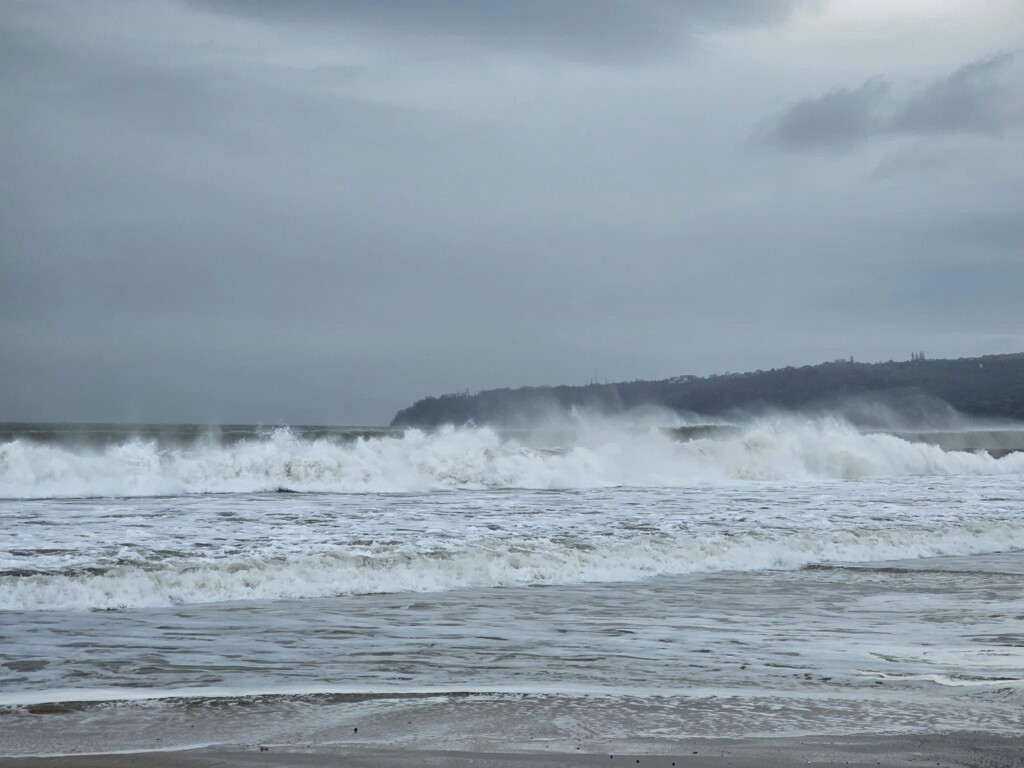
xmin=0 ymin=418 xmax=1021 ymax=499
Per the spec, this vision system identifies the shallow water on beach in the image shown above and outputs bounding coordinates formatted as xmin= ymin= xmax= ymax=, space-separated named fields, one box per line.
xmin=1 ymin=420 xmax=1023 ymax=755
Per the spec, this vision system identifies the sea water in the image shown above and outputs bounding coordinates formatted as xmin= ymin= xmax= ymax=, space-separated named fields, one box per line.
xmin=1 ymin=417 xmax=1022 ymax=755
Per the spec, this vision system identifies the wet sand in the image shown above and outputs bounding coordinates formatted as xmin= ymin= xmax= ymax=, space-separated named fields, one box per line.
xmin=7 ymin=733 xmax=1023 ymax=768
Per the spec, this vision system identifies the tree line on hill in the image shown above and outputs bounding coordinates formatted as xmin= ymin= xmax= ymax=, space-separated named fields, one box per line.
xmin=390 ymin=353 xmax=1024 ymax=427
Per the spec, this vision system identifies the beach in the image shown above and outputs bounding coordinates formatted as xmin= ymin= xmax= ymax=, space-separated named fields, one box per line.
xmin=7 ymin=733 xmax=1024 ymax=767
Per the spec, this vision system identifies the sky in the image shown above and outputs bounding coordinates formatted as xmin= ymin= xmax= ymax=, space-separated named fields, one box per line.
xmin=2 ymin=0 xmax=1023 ymax=425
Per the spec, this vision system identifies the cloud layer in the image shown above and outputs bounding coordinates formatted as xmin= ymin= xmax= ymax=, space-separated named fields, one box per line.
xmin=2 ymin=1 xmax=1023 ymax=424
xmin=184 ymin=0 xmax=804 ymax=62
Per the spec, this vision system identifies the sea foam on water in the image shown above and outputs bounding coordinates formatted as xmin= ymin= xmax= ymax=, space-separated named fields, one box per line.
xmin=3 ymin=519 xmax=1023 ymax=611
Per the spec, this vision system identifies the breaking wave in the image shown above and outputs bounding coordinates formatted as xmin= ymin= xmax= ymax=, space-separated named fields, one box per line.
xmin=1 ymin=418 xmax=1022 ymax=499
xmin=5 ymin=522 xmax=1024 ymax=611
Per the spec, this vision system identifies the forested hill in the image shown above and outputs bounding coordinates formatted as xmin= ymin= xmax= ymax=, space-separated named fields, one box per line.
xmin=391 ymin=353 xmax=1024 ymax=427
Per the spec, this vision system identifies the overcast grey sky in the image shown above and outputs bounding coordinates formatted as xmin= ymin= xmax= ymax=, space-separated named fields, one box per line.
xmin=2 ymin=0 xmax=1023 ymax=425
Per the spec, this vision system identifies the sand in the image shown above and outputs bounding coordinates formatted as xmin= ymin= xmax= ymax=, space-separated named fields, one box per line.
xmin=6 ymin=733 xmax=1023 ymax=768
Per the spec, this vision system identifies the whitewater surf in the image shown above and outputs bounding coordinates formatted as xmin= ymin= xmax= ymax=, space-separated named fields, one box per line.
xmin=2 ymin=416 xmax=1022 ymax=499
xmin=2 ymin=415 xmax=1022 ymax=755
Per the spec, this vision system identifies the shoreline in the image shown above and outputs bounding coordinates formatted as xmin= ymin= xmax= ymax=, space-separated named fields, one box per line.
xmin=6 ymin=732 xmax=1023 ymax=767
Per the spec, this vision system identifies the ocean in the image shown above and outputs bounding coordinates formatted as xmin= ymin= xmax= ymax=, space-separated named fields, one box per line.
xmin=1 ymin=416 xmax=1022 ymax=757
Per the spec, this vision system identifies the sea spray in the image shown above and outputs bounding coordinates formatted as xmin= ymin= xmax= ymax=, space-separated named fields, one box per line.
xmin=1 ymin=416 xmax=1022 ymax=499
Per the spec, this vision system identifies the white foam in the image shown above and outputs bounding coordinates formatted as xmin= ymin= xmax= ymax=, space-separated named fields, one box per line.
xmin=4 ymin=522 xmax=1023 ymax=611
xmin=858 ymin=671 xmax=1024 ymax=688
xmin=1 ymin=417 xmax=1021 ymax=499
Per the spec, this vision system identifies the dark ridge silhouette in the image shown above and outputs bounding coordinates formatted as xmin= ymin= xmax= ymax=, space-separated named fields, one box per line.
xmin=391 ymin=353 xmax=1024 ymax=427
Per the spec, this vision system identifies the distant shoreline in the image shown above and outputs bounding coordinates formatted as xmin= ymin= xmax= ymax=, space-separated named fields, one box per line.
xmin=391 ymin=352 xmax=1024 ymax=427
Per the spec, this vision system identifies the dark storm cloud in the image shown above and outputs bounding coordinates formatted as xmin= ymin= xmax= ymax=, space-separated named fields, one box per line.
xmin=765 ymin=78 xmax=890 ymax=150
xmin=182 ymin=0 xmax=803 ymax=62
xmin=766 ymin=51 xmax=1023 ymax=150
